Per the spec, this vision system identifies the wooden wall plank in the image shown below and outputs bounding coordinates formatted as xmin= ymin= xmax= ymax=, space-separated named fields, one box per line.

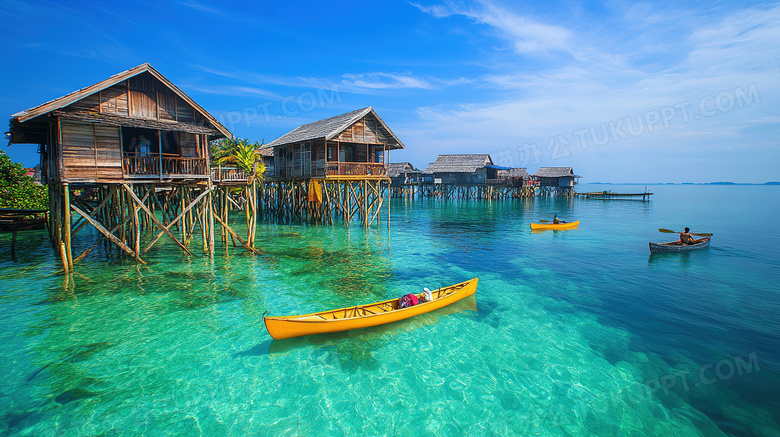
xmin=176 ymin=97 xmax=194 ymax=122
xmin=70 ymin=92 xmax=100 ymax=112
xmin=129 ymin=74 xmax=158 ymax=119
xmin=158 ymin=91 xmax=176 ymax=121
xmin=180 ymin=132 xmax=199 ymax=157
xmin=101 ymin=83 xmax=128 ymax=116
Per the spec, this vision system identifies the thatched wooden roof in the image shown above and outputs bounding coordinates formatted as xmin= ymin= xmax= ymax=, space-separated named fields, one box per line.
xmin=533 ymin=167 xmax=581 ymax=178
xmin=256 ymin=147 xmax=274 ymax=157
xmin=387 ymin=162 xmax=420 ymax=178
xmin=263 ymin=107 xmax=404 ymax=149
xmin=9 ymin=63 xmax=232 ymax=140
xmin=498 ymin=168 xmax=530 ymax=179
xmin=421 ymin=154 xmax=493 ymax=174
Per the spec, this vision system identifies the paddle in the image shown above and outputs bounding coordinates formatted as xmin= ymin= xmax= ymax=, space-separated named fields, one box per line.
xmin=659 ymin=228 xmax=713 ymax=237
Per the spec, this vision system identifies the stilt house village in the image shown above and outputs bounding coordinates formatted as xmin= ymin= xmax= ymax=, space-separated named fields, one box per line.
xmin=4 ymin=3 xmax=776 ymax=435
xmin=6 ymin=63 xmax=581 ymax=266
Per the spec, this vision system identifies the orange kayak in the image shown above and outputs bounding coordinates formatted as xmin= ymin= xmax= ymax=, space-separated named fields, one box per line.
xmin=264 ymin=278 xmax=478 ymax=339
xmin=530 ymin=220 xmax=579 ymax=230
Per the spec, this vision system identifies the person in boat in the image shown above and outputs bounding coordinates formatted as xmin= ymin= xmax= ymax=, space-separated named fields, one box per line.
xmin=680 ymin=227 xmax=698 ymax=245
xmin=552 ymin=214 xmax=565 ymax=224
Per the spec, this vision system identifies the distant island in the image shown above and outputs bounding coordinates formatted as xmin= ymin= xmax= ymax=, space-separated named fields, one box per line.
xmin=584 ymin=182 xmax=779 ymax=185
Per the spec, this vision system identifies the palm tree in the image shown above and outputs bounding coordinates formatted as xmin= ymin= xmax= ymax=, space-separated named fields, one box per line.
xmin=210 ymin=138 xmax=237 ymax=167
xmin=218 ymin=138 xmax=266 ymax=182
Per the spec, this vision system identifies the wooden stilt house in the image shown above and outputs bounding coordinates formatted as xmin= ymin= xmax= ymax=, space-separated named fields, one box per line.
xmin=258 ymin=107 xmax=405 ymax=226
xmin=9 ymin=63 xmax=230 ymax=184
xmin=387 ymin=162 xmax=422 ymax=185
xmin=5 ymin=63 xmax=255 ymax=269
xmin=421 ymin=154 xmax=507 ymax=184
xmin=497 ymin=168 xmax=531 ymax=187
xmin=532 ymin=167 xmax=581 ymax=196
xmin=262 ymin=107 xmax=403 ymax=179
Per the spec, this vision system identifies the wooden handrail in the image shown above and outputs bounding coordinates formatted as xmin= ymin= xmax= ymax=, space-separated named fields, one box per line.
xmin=325 ymin=162 xmax=386 ymax=176
xmin=122 ymin=155 xmax=207 ymax=176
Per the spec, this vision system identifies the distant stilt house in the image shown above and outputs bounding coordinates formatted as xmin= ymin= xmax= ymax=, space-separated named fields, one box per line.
xmin=259 ymin=107 xmax=404 ymax=226
xmin=417 ymin=154 xmax=536 ymax=199
xmin=6 ymin=63 xmax=261 ymax=270
xmin=387 ymin=162 xmax=421 ymax=185
xmin=387 ymin=162 xmax=422 ymax=198
xmin=421 ymin=154 xmax=506 ymax=184
xmin=497 ymin=168 xmax=530 ymax=187
xmin=532 ymin=167 xmax=581 ymax=196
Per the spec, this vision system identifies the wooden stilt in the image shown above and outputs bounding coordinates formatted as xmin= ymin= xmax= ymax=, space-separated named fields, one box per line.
xmin=70 ymin=204 xmax=146 ymax=264
xmin=62 ymin=183 xmax=73 ymax=271
xmin=60 ymin=242 xmax=69 ymax=273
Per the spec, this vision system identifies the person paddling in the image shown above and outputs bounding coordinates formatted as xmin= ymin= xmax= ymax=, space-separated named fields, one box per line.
xmin=553 ymin=214 xmax=566 ymax=224
xmin=680 ymin=227 xmax=697 ymax=245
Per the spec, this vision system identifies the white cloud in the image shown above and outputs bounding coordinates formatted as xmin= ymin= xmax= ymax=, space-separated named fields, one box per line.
xmin=413 ymin=1 xmax=573 ymax=55
xmin=341 ymin=72 xmax=434 ymax=90
xmin=399 ymin=2 xmax=780 ymax=182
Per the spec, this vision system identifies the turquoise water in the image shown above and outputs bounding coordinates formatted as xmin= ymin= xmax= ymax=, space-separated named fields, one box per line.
xmin=1 ymin=184 xmax=778 ymax=436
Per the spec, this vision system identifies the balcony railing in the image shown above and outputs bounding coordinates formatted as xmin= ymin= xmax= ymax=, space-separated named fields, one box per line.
xmin=211 ymin=166 xmax=248 ymax=182
xmin=123 ymin=154 xmax=208 ymax=177
xmin=325 ymin=162 xmax=386 ymax=177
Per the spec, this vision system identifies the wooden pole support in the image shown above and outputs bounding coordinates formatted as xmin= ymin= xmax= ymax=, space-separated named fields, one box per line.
xmin=62 ymin=183 xmax=74 ymax=271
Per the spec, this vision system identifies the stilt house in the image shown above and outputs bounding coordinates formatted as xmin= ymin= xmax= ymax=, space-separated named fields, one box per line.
xmin=8 ymin=63 xmax=232 ymax=184
xmin=532 ymin=167 xmax=581 ymax=188
xmin=6 ymin=63 xmax=246 ymax=268
xmin=421 ymin=154 xmax=507 ymax=184
xmin=257 ymin=107 xmax=404 ymax=227
xmin=497 ymin=168 xmax=531 ymax=187
xmin=387 ymin=162 xmax=422 ymax=185
xmin=261 ymin=107 xmax=404 ymax=179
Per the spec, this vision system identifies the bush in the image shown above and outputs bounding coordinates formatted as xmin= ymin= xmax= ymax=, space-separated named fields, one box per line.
xmin=0 ymin=151 xmax=48 ymax=210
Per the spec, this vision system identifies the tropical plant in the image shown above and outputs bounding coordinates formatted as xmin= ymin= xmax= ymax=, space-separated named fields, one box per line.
xmin=210 ymin=138 xmax=237 ymax=167
xmin=216 ymin=138 xmax=266 ymax=180
xmin=0 ymin=150 xmax=48 ymax=210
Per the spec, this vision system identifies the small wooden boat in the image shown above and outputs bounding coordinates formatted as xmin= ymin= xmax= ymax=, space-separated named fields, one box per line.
xmin=264 ymin=278 xmax=478 ymax=340
xmin=530 ymin=220 xmax=580 ymax=230
xmin=649 ymin=236 xmax=711 ymax=254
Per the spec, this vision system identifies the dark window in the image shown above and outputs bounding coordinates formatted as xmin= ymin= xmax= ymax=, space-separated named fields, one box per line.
xmin=122 ymin=128 xmax=181 ymax=156
xmin=161 ymin=131 xmax=179 ymax=156
xmin=122 ymin=127 xmax=158 ymax=156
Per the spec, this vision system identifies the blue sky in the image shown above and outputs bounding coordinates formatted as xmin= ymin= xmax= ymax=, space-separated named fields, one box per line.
xmin=2 ymin=0 xmax=778 ymax=182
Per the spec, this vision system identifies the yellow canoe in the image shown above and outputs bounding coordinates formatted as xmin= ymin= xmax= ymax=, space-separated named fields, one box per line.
xmin=530 ymin=220 xmax=580 ymax=230
xmin=264 ymin=278 xmax=479 ymax=340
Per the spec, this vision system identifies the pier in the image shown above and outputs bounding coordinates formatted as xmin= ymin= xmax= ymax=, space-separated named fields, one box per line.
xmin=578 ymin=190 xmax=653 ymax=201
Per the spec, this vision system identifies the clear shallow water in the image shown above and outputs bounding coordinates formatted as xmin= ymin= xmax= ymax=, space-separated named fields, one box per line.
xmin=1 ymin=184 xmax=778 ymax=436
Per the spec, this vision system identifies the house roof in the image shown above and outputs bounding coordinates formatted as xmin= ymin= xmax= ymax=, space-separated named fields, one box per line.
xmin=256 ymin=147 xmax=274 ymax=157
xmin=498 ymin=168 xmax=530 ymax=179
xmin=10 ymin=63 xmax=232 ymax=139
xmin=263 ymin=106 xmax=404 ymax=149
xmin=386 ymin=162 xmax=420 ymax=178
xmin=421 ymin=154 xmax=493 ymax=174
xmin=532 ymin=167 xmax=581 ymax=178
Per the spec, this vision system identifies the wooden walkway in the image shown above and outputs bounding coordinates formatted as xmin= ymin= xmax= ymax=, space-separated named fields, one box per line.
xmin=0 ymin=208 xmax=48 ymax=255
xmin=577 ymin=191 xmax=653 ymax=201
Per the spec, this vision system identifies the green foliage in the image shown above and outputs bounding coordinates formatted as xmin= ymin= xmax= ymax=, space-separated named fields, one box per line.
xmin=0 ymin=151 xmax=48 ymax=209
xmin=212 ymin=138 xmax=266 ymax=180
xmin=210 ymin=138 xmax=238 ymax=167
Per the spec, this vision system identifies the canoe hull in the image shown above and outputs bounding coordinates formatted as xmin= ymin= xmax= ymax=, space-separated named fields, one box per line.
xmin=649 ymin=236 xmax=711 ymax=254
xmin=264 ymin=278 xmax=479 ymax=340
xmin=530 ymin=220 xmax=580 ymax=230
